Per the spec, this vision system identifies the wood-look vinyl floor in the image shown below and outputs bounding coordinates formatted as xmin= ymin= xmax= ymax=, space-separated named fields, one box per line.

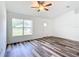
xmin=5 ymin=37 xmax=79 ymax=57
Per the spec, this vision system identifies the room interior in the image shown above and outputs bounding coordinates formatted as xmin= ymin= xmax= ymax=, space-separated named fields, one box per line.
xmin=0 ymin=1 xmax=79 ymax=57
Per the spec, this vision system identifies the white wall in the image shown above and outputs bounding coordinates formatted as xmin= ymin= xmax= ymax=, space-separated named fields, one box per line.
xmin=7 ymin=11 xmax=53 ymax=44
xmin=0 ymin=2 xmax=6 ymax=56
xmin=52 ymin=10 xmax=79 ymax=41
xmin=7 ymin=9 xmax=79 ymax=44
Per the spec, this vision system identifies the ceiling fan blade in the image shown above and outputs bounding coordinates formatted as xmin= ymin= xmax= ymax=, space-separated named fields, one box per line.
xmin=44 ymin=8 xmax=48 ymax=11
xmin=37 ymin=1 xmax=40 ymax=4
xmin=31 ymin=7 xmax=38 ymax=8
xmin=45 ymin=3 xmax=52 ymax=7
xmin=37 ymin=1 xmax=44 ymax=4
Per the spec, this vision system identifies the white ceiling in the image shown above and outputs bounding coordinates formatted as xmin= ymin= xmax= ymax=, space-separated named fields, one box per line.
xmin=5 ymin=1 xmax=79 ymax=19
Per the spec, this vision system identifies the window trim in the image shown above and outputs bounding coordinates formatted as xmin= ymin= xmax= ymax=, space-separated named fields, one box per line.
xmin=12 ymin=18 xmax=33 ymax=37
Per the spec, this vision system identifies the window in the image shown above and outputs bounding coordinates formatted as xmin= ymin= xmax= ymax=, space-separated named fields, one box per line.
xmin=12 ymin=18 xmax=32 ymax=36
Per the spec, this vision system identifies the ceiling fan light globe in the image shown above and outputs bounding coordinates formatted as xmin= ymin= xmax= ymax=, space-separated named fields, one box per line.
xmin=39 ymin=5 xmax=44 ymax=11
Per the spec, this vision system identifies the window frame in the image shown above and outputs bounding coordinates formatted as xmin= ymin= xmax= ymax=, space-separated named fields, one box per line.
xmin=12 ymin=18 xmax=33 ymax=37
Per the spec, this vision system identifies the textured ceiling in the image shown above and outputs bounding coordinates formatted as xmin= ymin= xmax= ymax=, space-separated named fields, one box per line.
xmin=5 ymin=1 xmax=79 ymax=19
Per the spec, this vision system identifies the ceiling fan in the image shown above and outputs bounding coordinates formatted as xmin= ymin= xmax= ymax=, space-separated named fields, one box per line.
xmin=31 ymin=1 xmax=53 ymax=12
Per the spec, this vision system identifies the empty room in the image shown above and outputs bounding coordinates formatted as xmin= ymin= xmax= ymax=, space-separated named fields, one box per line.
xmin=0 ymin=1 xmax=79 ymax=57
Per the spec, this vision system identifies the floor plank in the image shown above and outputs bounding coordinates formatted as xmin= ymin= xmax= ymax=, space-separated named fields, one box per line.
xmin=5 ymin=37 xmax=79 ymax=57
